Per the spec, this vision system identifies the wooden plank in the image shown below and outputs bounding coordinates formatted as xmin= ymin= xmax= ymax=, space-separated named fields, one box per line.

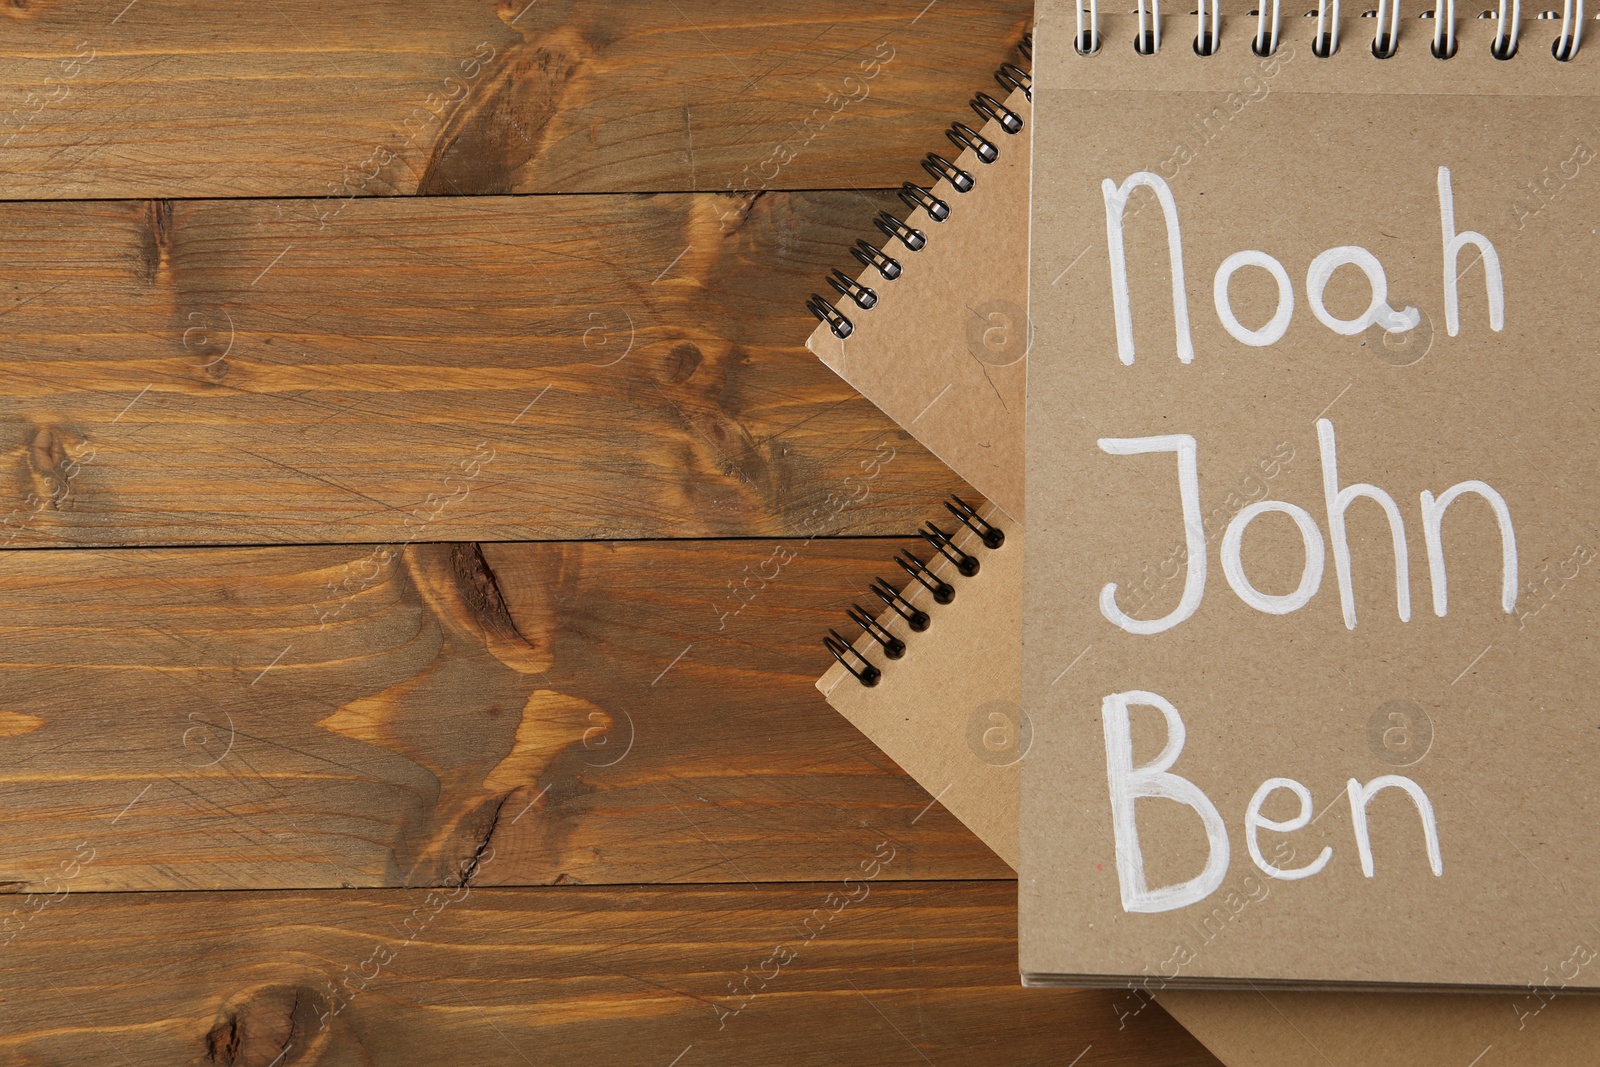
xmin=0 ymin=0 xmax=1031 ymax=201
xmin=0 ymin=881 xmax=1218 ymax=1066
xmin=0 ymin=536 xmax=1011 ymax=893
xmin=0 ymin=190 xmax=967 ymax=546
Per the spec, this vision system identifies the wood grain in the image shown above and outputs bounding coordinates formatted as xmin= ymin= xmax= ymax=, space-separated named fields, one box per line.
xmin=0 ymin=190 xmax=967 ymax=546
xmin=0 ymin=0 xmax=1030 ymax=201
xmin=0 ymin=881 xmax=1218 ymax=1067
xmin=0 ymin=4 xmax=1235 ymax=1064
xmin=0 ymin=536 xmax=1011 ymax=894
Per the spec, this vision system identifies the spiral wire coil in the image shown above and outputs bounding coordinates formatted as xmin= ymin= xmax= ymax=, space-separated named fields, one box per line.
xmin=823 ymin=496 xmax=1005 ymax=687
xmin=805 ymin=33 xmax=1032 ymax=340
xmin=1066 ymin=0 xmax=1584 ymax=61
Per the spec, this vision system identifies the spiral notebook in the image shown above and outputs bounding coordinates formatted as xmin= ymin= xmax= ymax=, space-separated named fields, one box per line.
xmin=1023 ymin=1 xmax=1600 ymax=993
xmin=805 ymin=51 xmax=1031 ymax=523
xmin=817 ymin=500 xmax=1023 ymax=868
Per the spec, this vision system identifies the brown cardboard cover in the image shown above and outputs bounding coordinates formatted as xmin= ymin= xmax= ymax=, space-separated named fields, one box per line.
xmin=817 ymin=517 xmax=1022 ymax=868
xmin=1022 ymin=8 xmax=1600 ymax=990
xmin=806 ymin=88 xmax=1031 ymax=521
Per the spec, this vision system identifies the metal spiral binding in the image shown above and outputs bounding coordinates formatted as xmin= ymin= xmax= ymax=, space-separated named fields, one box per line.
xmin=923 ymin=154 xmax=975 ymax=192
xmin=1073 ymin=0 xmax=1582 ymax=61
xmin=851 ymin=239 xmax=902 ymax=280
xmin=996 ymin=63 xmax=1031 ymax=100
xmin=972 ymin=92 xmax=1024 ymax=134
xmin=847 ymin=605 xmax=907 ymax=658
xmin=827 ymin=270 xmax=877 ymax=310
xmin=947 ymin=122 xmax=999 ymax=164
xmin=874 ymin=210 xmax=928 ymax=251
xmin=806 ymin=294 xmax=853 ymax=339
xmin=945 ymin=495 xmax=1005 ymax=549
xmin=806 ymin=32 xmax=1032 ymax=338
xmin=822 ymin=496 xmax=1007 ymax=688
xmin=825 ymin=629 xmax=881 ymax=686
xmin=896 ymin=550 xmax=956 ymax=604
xmin=870 ymin=578 xmax=931 ymax=631
xmin=898 ymin=183 xmax=951 ymax=221
xmin=920 ymin=521 xmax=980 ymax=577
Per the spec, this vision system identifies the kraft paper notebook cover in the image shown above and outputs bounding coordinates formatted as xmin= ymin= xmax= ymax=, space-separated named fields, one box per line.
xmin=817 ymin=502 xmax=1023 ymax=869
xmin=805 ymin=68 xmax=1031 ymax=523
xmin=1022 ymin=2 xmax=1600 ymax=992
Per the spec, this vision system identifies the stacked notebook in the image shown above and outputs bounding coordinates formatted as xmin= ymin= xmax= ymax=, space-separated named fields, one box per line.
xmin=810 ymin=8 xmax=1600 ymax=1064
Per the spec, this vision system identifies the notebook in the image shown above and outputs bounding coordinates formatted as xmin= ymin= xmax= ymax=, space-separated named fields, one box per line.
xmin=806 ymin=67 xmax=1031 ymax=523
xmin=809 ymin=16 xmax=1600 ymax=1063
xmin=1022 ymin=3 xmax=1600 ymax=991
xmin=817 ymin=500 xmax=1023 ymax=868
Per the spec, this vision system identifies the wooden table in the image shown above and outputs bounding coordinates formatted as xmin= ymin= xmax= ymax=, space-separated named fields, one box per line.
xmin=0 ymin=3 xmax=1220 ymax=1063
